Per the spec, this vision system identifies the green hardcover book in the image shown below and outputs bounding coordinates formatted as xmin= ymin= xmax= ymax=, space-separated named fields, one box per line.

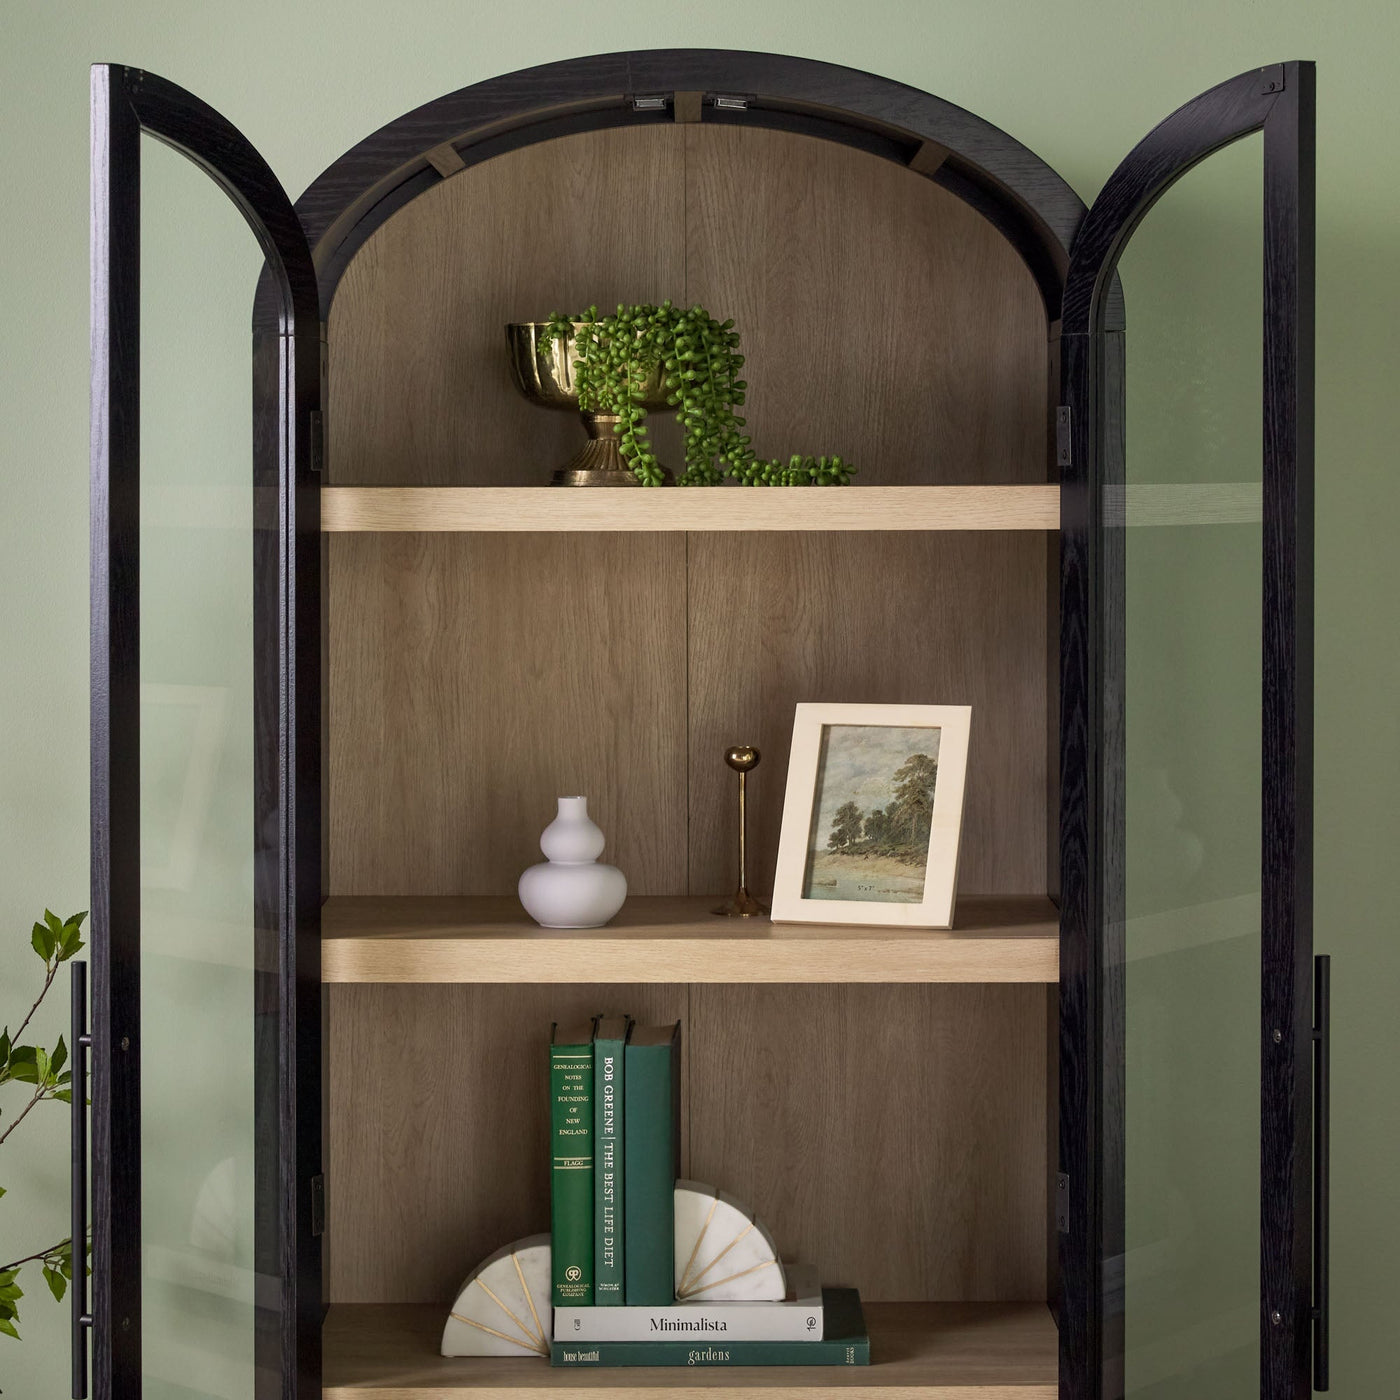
xmin=551 ymin=1019 xmax=597 ymax=1307
xmin=551 ymin=1286 xmax=870 ymax=1367
xmin=593 ymin=1015 xmax=632 ymax=1305
xmin=624 ymin=1021 xmax=681 ymax=1306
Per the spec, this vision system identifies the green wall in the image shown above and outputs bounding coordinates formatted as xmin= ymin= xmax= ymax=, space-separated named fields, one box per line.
xmin=2 ymin=1 xmax=1395 ymax=1394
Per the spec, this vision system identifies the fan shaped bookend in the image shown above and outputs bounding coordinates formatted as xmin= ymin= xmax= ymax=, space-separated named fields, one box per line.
xmin=441 ymin=1234 xmax=552 ymax=1358
xmin=674 ymin=1180 xmax=786 ymax=1301
xmin=442 ymin=1185 xmax=785 ymax=1356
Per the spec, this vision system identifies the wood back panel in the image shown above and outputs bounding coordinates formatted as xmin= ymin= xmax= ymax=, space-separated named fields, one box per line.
xmin=689 ymin=983 xmax=1048 ymax=1301
xmin=326 ymin=120 xmax=1051 ymax=899
xmin=323 ymin=121 xmax=1055 ymax=1309
xmin=326 ymin=125 xmax=1047 ymax=488
xmin=327 ymin=126 xmax=686 ymax=487
xmin=328 ymin=532 xmax=687 ymax=894
xmin=327 ymin=982 xmax=1046 ymax=1303
xmin=329 ymin=531 xmax=1045 ymax=899
xmin=682 ymin=125 xmax=1047 ymax=485
xmin=327 ymin=984 xmax=688 ymax=1305
xmin=686 ymin=531 xmax=1047 ymax=898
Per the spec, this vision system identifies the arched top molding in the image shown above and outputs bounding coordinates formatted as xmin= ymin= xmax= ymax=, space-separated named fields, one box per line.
xmin=103 ymin=65 xmax=320 ymax=334
xmin=274 ymin=49 xmax=1089 ymax=324
xmin=1061 ymin=63 xmax=1292 ymax=336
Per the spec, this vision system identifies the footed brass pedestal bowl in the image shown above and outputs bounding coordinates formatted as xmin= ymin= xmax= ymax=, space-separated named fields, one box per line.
xmin=506 ymin=322 xmax=673 ymax=486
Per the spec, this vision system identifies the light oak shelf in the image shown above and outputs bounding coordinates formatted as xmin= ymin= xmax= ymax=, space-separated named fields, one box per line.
xmin=320 ymin=895 xmax=1059 ymax=985
xmin=323 ymin=1302 xmax=1058 ymax=1397
xmin=319 ymin=485 xmax=1060 ymax=534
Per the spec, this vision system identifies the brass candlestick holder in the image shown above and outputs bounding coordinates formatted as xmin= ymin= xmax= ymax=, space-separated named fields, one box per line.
xmin=713 ymin=745 xmax=769 ymax=918
xmin=506 ymin=321 xmax=674 ymax=486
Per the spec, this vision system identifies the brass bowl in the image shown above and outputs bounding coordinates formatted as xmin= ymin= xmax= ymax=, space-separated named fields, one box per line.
xmin=506 ymin=321 xmax=674 ymax=486
xmin=506 ymin=322 xmax=672 ymax=411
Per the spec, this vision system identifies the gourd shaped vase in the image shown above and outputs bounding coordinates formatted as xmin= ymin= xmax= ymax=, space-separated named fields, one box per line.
xmin=518 ymin=797 xmax=627 ymax=929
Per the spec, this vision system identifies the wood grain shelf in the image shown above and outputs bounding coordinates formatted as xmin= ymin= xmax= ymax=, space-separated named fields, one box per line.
xmin=319 ymin=485 xmax=1060 ymax=534
xmin=323 ymin=1301 xmax=1058 ymax=1397
xmin=320 ymin=895 xmax=1059 ymax=984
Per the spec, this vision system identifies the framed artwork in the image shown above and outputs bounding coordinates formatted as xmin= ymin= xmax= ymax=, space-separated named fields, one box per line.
xmin=771 ymin=703 xmax=971 ymax=929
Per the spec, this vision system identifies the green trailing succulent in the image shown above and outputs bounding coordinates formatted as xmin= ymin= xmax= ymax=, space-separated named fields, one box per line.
xmin=0 ymin=909 xmax=90 ymax=1342
xmin=542 ymin=303 xmax=856 ymax=487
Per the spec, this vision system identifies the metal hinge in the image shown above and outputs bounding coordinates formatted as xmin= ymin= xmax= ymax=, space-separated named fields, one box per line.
xmin=1056 ymin=1173 xmax=1071 ymax=1234
xmin=309 ymin=410 xmax=324 ymax=476
xmin=711 ymin=94 xmax=750 ymax=111
xmin=310 ymin=1174 xmax=325 ymax=1237
xmin=632 ymin=94 xmax=669 ymax=112
xmin=1056 ymin=406 xmax=1072 ymax=468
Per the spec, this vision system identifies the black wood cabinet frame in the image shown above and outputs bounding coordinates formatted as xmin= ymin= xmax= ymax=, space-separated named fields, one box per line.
xmin=1057 ymin=59 xmax=1317 ymax=1400
xmin=86 ymin=50 xmax=1316 ymax=1400
xmin=88 ymin=63 xmax=321 ymax=1400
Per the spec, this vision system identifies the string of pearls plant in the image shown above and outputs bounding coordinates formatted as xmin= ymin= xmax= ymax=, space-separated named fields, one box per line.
xmin=542 ymin=303 xmax=856 ymax=487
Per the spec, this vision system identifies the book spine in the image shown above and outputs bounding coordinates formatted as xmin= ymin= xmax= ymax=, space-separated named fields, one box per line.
xmin=593 ymin=1034 xmax=626 ymax=1303
xmin=550 ymin=1336 xmax=868 ymax=1367
xmin=550 ymin=1040 xmax=594 ymax=1306
xmin=624 ymin=1036 xmax=678 ymax=1304
xmin=554 ymin=1303 xmax=823 ymax=1343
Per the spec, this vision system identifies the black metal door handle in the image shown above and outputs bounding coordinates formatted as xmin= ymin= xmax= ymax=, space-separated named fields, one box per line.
xmin=1312 ymin=954 xmax=1330 ymax=1392
xmin=71 ymin=961 xmax=91 ymax=1399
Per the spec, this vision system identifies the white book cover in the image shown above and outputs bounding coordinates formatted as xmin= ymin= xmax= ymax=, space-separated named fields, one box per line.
xmin=554 ymin=1263 xmax=822 ymax=1343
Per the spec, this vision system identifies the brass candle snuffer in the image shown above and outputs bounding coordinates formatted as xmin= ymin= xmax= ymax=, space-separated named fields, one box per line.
xmin=713 ymin=745 xmax=769 ymax=918
xmin=506 ymin=321 xmax=673 ymax=486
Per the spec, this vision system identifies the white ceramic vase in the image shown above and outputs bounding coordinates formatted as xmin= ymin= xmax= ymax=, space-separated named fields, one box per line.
xmin=518 ymin=796 xmax=627 ymax=929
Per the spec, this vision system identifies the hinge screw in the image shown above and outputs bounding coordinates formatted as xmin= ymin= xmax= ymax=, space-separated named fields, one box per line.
xmin=1270 ymin=1310 xmax=1282 ymax=1326
xmin=1272 ymin=1028 xmax=1282 ymax=1043
xmin=120 ymin=1035 xmax=130 ymax=1051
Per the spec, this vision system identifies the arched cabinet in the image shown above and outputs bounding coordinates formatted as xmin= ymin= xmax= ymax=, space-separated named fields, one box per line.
xmin=85 ymin=51 xmax=1319 ymax=1400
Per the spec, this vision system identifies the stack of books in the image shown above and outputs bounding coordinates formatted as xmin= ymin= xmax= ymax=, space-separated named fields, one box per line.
xmin=548 ymin=1016 xmax=870 ymax=1369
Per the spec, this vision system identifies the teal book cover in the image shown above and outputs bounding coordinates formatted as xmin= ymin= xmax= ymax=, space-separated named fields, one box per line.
xmin=593 ymin=1015 xmax=632 ymax=1305
xmin=623 ymin=1021 xmax=681 ymax=1305
xmin=551 ymin=1287 xmax=870 ymax=1367
xmin=550 ymin=1019 xmax=596 ymax=1307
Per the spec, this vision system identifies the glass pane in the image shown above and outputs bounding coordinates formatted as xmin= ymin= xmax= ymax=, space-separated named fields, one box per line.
xmin=139 ymin=136 xmax=271 ymax=1399
xmin=1116 ymin=136 xmax=1263 ymax=1398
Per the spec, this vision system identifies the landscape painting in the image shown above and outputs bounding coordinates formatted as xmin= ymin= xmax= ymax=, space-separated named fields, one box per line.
xmin=802 ymin=724 xmax=941 ymax=903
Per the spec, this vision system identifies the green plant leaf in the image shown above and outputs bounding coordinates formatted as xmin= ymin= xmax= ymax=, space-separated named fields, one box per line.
xmin=0 ymin=1279 xmax=22 ymax=1304
xmin=52 ymin=1089 xmax=72 ymax=1103
xmin=50 ymin=1036 xmax=67 ymax=1077
xmin=58 ymin=914 xmax=87 ymax=961
xmin=0 ymin=1315 xmax=19 ymax=1340
xmin=31 ymin=922 xmax=54 ymax=962
xmin=7 ymin=1046 xmax=38 ymax=1083
xmin=42 ymin=1266 xmax=65 ymax=1303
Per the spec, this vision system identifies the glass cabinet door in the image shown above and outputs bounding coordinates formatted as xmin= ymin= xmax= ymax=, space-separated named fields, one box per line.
xmin=1058 ymin=63 xmax=1318 ymax=1400
xmin=88 ymin=66 xmax=320 ymax=1400
xmin=136 ymin=133 xmax=266 ymax=1400
xmin=1115 ymin=133 xmax=1265 ymax=1400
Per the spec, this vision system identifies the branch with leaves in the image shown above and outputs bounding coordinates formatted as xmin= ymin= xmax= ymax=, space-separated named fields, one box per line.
xmin=0 ymin=909 xmax=88 ymax=1341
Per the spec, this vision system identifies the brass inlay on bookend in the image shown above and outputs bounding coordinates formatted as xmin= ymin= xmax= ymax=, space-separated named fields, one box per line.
xmin=713 ymin=745 xmax=770 ymax=918
xmin=506 ymin=321 xmax=673 ymax=486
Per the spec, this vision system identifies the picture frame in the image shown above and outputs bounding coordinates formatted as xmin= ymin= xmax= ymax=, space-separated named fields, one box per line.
xmin=771 ymin=702 xmax=971 ymax=930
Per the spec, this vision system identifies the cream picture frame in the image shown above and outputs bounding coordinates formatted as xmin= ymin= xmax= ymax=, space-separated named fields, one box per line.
xmin=771 ymin=702 xmax=971 ymax=929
